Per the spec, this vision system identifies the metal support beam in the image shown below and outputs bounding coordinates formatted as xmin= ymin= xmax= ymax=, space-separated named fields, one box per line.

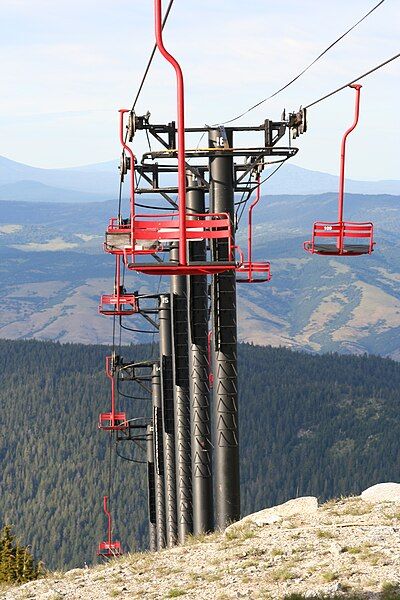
xmin=186 ymin=171 xmax=213 ymax=534
xmin=170 ymin=244 xmax=193 ymax=541
xmin=151 ymin=362 xmax=167 ymax=549
xmin=146 ymin=424 xmax=157 ymax=552
xmin=158 ymin=294 xmax=178 ymax=547
xmin=208 ymin=127 xmax=240 ymax=528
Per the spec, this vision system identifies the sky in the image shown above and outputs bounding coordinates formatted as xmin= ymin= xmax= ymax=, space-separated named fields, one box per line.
xmin=1 ymin=0 xmax=399 ymax=180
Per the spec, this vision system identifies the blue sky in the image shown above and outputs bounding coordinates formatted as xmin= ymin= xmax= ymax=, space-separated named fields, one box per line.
xmin=1 ymin=0 xmax=399 ymax=180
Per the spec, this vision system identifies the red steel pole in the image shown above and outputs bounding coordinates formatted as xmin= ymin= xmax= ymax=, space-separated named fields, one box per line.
xmin=247 ymin=175 xmax=261 ymax=280
xmin=338 ymin=84 xmax=362 ymax=251
xmin=118 ymin=109 xmax=136 ymax=253
xmin=154 ymin=0 xmax=187 ymax=265
xmin=103 ymin=496 xmax=112 ymax=547
xmin=115 ymin=255 xmax=120 ymax=305
xmin=106 ymin=356 xmax=115 ymax=422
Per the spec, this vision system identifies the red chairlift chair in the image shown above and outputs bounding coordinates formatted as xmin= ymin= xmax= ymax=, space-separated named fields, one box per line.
xmin=236 ymin=174 xmax=271 ymax=283
xmin=99 ymin=256 xmax=138 ymax=316
xmin=304 ymin=84 xmax=374 ymax=256
xmin=97 ymin=496 xmax=123 ymax=558
xmin=98 ymin=356 xmax=128 ymax=431
xmin=105 ymin=2 xmax=239 ymax=276
xmin=125 ymin=211 xmax=237 ymax=275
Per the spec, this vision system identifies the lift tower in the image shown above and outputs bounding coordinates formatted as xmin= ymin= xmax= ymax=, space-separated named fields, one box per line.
xmin=129 ymin=114 xmax=303 ymax=533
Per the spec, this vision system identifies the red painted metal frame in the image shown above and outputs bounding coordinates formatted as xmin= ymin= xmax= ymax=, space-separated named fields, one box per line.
xmin=304 ymin=84 xmax=374 ymax=257
xmin=99 ymin=257 xmax=139 ymax=316
xmin=99 ymin=356 xmax=128 ymax=431
xmin=155 ymin=0 xmax=187 ymax=266
xmin=236 ymin=175 xmax=271 ymax=283
xmin=97 ymin=495 xmax=122 ymax=558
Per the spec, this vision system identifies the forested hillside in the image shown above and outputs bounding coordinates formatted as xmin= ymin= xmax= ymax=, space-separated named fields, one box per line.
xmin=0 ymin=339 xmax=399 ymax=571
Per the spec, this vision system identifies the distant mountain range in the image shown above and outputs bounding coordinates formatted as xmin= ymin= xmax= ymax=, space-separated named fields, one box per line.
xmin=0 ymin=192 xmax=398 ymax=358
xmin=1 ymin=154 xmax=400 ymax=201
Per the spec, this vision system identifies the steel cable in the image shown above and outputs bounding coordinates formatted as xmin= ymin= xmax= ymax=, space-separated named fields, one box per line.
xmin=304 ymin=51 xmax=400 ymax=109
xmin=216 ymin=0 xmax=387 ymax=125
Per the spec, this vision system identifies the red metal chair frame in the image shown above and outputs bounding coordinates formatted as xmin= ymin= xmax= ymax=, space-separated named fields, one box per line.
xmin=99 ymin=257 xmax=139 ymax=316
xmin=304 ymin=84 xmax=374 ymax=257
xmin=236 ymin=175 xmax=271 ymax=283
xmin=99 ymin=356 xmax=128 ymax=431
xmin=304 ymin=221 xmax=374 ymax=256
xmin=97 ymin=496 xmax=122 ymax=558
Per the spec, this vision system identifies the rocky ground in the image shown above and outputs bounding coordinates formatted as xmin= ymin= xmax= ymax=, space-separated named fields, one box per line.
xmin=2 ymin=491 xmax=400 ymax=599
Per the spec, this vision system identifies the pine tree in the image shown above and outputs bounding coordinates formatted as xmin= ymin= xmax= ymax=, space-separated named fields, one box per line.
xmin=0 ymin=525 xmax=42 ymax=583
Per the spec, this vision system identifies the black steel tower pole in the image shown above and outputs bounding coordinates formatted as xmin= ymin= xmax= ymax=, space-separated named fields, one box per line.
xmin=170 ymin=244 xmax=193 ymax=542
xmin=146 ymin=423 xmax=157 ymax=552
xmin=208 ymin=127 xmax=240 ymax=528
xmin=186 ymin=171 xmax=213 ymax=534
xmin=151 ymin=362 xmax=167 ymax=549
xmin=158 ymin=294 xmax=178 ymax=547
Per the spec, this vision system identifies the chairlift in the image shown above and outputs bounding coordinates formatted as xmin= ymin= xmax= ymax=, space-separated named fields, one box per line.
xmin=105 ymin=16 xmax=240 ymax=276
xmin=97 ymin=496 xmax=122 ymax=558
xmin=99 ymin=356 xmax=128 ymax=431
xmin=236 ymin=173 xmax=271 ymax=283
xmin=304 ymin=84 xmax=374 ymax=256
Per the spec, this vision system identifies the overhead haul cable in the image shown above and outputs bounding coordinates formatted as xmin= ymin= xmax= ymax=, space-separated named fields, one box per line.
xmin=131 ymin=0 xmax=175 ymax=112
xmin=304 ymin=52 xmax=400 ymax=109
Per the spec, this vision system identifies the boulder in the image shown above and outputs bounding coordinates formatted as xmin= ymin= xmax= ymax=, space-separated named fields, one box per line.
xmin=361 ymin=482 xmax=400 ymax=503
xmin=225 ymin=496 xmax=318 ymax=535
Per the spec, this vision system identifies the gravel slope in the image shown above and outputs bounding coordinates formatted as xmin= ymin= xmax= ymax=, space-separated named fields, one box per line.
xmin=2 ymin=496 xmax=400 ymax=600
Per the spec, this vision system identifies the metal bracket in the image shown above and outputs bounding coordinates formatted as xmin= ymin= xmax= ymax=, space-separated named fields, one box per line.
xmin=128 ymin=111 xmax=151 ymax=141
xmin=288 ymin=107 xmax=307 ymax=139
xmin=264 ymin=120 xmax=286 ymax=147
